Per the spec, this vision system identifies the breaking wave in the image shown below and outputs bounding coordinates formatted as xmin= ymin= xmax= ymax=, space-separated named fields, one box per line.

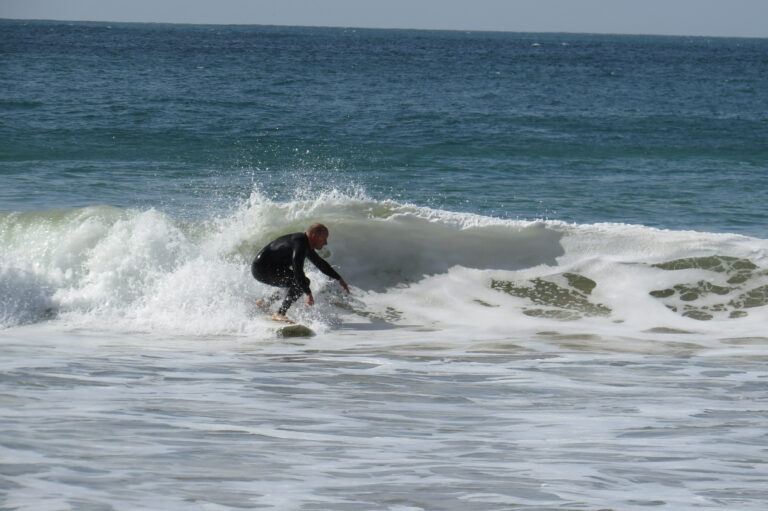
xmin=2 ymin=188 xmax=768 ymax=341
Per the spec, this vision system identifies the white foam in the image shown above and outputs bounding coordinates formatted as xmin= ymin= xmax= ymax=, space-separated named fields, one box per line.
xmin=2 ymin=192 xmax=768 ymax=342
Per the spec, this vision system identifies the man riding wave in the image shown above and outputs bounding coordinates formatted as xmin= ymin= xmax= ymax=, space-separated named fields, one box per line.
xmin=251 ymin=223 xmax=350 ymax=322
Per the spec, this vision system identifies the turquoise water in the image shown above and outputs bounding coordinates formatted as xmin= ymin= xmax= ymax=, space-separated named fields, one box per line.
xmin=3 ymin=20 xmax=768 ymax=234
xmin=2 ymin=20 xmax=768 ymax=511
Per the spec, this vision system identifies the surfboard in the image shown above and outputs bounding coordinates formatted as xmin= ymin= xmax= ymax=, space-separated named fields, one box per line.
xmin=254 ymin=300 xmax=315 ymax=337
xmin=275 ymin=323 xmax=315 ymax=338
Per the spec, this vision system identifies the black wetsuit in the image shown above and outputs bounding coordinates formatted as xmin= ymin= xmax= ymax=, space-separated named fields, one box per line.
xmin=251 ymin=232 xmax=342 ymax=315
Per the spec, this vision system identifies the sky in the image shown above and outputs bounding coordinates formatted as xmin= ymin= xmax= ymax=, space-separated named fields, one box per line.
xmin=2 ymin=0 xmax=767 ymax=38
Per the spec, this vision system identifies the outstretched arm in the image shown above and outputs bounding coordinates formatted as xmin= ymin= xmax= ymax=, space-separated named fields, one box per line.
xmin=307 ymin=250 xmax=349 ymax=294
xmin=307 ymin=249 xmax=341 ymax=280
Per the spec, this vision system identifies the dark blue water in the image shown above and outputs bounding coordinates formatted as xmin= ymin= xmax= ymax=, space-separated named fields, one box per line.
xmin=2 ymin=19 xmax=768 ymax=235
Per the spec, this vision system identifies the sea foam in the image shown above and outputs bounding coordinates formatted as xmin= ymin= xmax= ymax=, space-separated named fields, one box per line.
xmin=2 ymin=191 xmax=767 ymax=341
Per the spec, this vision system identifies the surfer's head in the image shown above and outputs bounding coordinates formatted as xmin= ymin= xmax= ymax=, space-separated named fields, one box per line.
xmin=307 ymin=223 xmax=329 ymax=250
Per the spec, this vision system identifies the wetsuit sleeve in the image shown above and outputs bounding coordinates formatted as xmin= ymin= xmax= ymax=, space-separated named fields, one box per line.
xmin=291 ymin=245 xmax=313 ymax=296
xmin=307 ymin=249 xmax=343 ymax=281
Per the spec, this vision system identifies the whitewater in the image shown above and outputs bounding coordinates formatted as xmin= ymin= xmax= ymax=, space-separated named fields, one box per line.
xmin=3 ymin=189 xmax=768 ymax=339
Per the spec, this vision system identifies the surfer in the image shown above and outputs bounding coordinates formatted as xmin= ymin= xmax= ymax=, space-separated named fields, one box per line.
xmin=251 ymin=223 xmax=350 ymax=323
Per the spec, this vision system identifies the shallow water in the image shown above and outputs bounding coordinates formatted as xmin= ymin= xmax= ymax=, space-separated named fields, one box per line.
xmin=2 ymin=326 xmax=766 ymax=510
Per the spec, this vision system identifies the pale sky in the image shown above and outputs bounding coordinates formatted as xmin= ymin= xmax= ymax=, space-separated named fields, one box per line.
xmin=2 ymin=0 xmax=767 ymax=38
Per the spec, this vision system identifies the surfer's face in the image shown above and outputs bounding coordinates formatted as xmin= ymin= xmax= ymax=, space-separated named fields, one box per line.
xmin=309 ymin=231 xmax=329 ymax=250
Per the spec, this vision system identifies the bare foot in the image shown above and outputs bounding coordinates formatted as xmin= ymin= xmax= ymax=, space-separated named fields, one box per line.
xmin=255 ymin=299 xmax=270 ymax=313
xmin=271 ymin=313 xmax=294 ymax=323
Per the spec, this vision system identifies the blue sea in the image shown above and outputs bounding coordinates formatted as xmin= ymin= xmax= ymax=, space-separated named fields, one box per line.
xmin=2 ymin=19 xmax=767 ymax=510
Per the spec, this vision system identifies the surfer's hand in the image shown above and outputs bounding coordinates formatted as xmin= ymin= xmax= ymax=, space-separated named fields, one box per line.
xmin=339 ymin=279 xmax=351 ymax=294
xmin=306 ymin=295 xmax=315 ymax=306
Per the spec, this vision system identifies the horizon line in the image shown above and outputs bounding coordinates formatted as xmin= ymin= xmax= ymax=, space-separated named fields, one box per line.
xmin=3 ymin=17 xmax=766 ymax=40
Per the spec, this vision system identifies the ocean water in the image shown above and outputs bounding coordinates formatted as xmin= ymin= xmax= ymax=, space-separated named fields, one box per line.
xmin=1 ymin=19 xmax=767 ymax=510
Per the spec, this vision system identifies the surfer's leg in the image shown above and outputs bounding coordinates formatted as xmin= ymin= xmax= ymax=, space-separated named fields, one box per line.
xmin=277 ymin=284 xmax=302 ymax=316
xmin=253 ymin=267 xmax=293 ymax=312
xmin=256 ymin=288 xmax=284 ymax=313
xmin=266 ymin=289 xmax=282 ymax=305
